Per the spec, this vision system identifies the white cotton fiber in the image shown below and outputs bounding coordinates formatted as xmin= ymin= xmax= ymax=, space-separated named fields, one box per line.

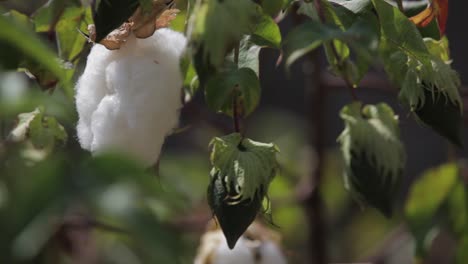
xmin=75 ymin=28 xmax=187 ymax=166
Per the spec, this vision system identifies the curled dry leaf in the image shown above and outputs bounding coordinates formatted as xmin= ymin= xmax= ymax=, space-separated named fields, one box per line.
xmin=409 ymin=0 xmax=449 ymax=35
xmin=88 ymin=0 xmax=179 ymax=50
xmin=99 ymin=23 xmax=132 ymax=50
xmin=156 ymin=9 xmax=179 ymax=30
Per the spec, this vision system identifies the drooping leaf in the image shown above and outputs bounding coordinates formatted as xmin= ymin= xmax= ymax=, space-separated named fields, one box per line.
xmin=405 ymin=163 xmax=459 ymax=256
xmin=208 ymin=133 xmax=279 ymax=248
xmin=207 ymin=172 xmax=263 ymax=249
xmin=205 ymin=68 xmax=261 ymax=117
xmin=338 ymin=102 xmax=405 ymax=217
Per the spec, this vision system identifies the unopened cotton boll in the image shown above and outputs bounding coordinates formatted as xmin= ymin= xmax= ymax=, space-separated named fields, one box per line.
xmin=75 ymin=28 xmax=187 ymax=166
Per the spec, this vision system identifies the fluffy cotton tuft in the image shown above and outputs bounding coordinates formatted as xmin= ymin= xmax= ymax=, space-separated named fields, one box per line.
xmin=75 ymin=28 xmax=187 ymax=166
xmin=194 ymin=228 xmax=288 ymax=264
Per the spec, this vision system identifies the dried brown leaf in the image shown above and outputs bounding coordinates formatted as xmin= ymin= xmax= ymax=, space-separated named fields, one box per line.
xmin=155 ymin=9 xmax=179 ymax=29
xmin=99 ymin=23 xmax=132 ymax=50
xmin=130 ymin=0 xmax=169 ymax=38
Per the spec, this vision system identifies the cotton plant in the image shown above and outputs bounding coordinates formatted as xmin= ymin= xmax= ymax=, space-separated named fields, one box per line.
xmin=75 ymin=7 xmax=186 ymax=166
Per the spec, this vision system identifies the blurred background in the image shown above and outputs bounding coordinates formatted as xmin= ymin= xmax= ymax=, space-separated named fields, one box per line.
xmin=0 ymin=0 xmax=467 ymax=263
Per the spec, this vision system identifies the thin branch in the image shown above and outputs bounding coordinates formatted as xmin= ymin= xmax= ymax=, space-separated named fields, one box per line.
xmin=232 ymin=43 xmax=243 ymax=135
xmin=314 ymin=0 xmax=358 ymax=101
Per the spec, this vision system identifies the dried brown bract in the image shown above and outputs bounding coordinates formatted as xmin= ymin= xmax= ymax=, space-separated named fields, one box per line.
xmin=88 ymin=0 xmax=180 ymax=50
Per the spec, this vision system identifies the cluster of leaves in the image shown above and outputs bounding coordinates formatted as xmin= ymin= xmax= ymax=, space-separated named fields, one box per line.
xmin=284 ymin=0 xmax=463 ymax=215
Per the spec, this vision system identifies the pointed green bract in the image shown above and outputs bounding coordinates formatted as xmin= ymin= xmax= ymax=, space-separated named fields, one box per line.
xmin=338 ymin=102 xmax=405 ymax=216
xmin=209 ymin=133 xmax=279 ymax=202
xmin=208 ymin=133 xmax=279 ymax=248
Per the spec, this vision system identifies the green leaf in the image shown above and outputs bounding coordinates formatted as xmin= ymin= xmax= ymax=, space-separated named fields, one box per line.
xmin=33 ymin=0 xmax=68 ymax=33
xmin=205 ymin=67 xmax=261 ymax=117
xmin=261 ymin=0 xmax=287 ymax=16
xmin=424 ymin=37 xmax=450 ymax=62
xmin=93 ymin=0 xmax=140 ymax=42
xmin=329 ymin=0 xmax=372 ymax=14
xmin=8 ymin=107 xmax=67 ymax=149
xmin=55 ymin=7 xmax=88 ymax=61
xmin=456 ymin=234 xmax=468 ymax=264
xmin=225 ymin=36 xmax=261 ymax=76
xmin=447 ymin=180 xmax=468 ymax=236
xmin=29 ymin=111 xmax=68 ymax=149
xmin=0 ymin=13 xmax=65 ymax=84
xmin=192 ymin=0 xmax=256 ymax=67
xmin=338 ymin=102 xmax=405 ymax=217
xmin=405 ymin=163 xmax=459 ymax=255
xmin=283 ymin=9 xmax=379 ymax=73
xmin=209 ymin=133 xmax=279 ymax=202
xmin=322 ymin=4 xmax=380 ymax=85
xmin=190 ymin=0 xmax=257 ymax=67
xmin=8 ymin=108 xmax=42 ymax=142
xmin=251 ymin=9 xmax=282 ymax=49
xmin=372 ymin=0 xmax=461 ymax=109
xmin=207 ymin=172 xmax=263 ymax=249
xmin=372 ymin=0 xmax=463 ymax=145
xmin=208 ymin=133 xmax=279 ymax=248
xmin=283 ymin=21 xmax=343 ymax=67
xmin=180 ymin=53 xmax=199 ymax=102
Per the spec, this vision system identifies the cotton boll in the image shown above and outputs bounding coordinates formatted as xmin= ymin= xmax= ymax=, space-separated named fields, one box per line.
xmin=194 ymin=223 xmax=289 ymax=264
xmin=75 ymin=28 xmax=187 ymax=166
xmin=258 ymin=241 xmax=287 ymax=264
xmin=211 ymin=237 xmax=255 ymax=264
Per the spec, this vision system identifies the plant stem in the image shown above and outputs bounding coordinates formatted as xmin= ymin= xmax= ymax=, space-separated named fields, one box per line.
xmin=314 ymin=0 xmax=358 ymax=101
xmin=233 ymin=44 xmax=242 ymax=135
